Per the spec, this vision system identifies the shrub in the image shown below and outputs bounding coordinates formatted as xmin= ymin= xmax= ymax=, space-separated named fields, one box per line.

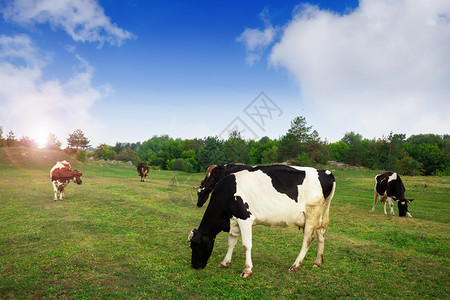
xmin=168 ymin=158 xmax=194 ymax=173
xmin=394 ymin=155 xmax=424 ymax=176
xmin=76 ymin=149 xmax=87 ymax=162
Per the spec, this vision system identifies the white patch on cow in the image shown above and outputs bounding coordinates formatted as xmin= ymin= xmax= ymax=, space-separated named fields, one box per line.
xmin=188 ymin=230 xmax=195 ymax=241
xmin=325 ymin=170 xmax=331 ymax=175
xmin=233 ymin=167 xmax=322 ymax=228
xmin=388 ymin=172 xmax=398 ymax=182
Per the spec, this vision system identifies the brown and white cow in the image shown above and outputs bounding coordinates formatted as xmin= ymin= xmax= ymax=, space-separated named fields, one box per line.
xmin=137 ymin=162 xmax=150 ymax=182
xmin=50 ymin=161 xmax=82 ymax=201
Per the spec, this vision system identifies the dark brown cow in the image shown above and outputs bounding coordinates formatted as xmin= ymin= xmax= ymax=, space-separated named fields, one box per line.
xmin=50 ymin=162 xmax=82 ymax=201
xmin=137 ymin=162 xmax=150 ymax=182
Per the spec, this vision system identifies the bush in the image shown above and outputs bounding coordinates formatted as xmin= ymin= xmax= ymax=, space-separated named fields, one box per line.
xmin=287 ymin=152 xmax=312 ymax=167
xmin=93 ymin=144 xmax=117 ymax=161
xmin=76 ymin=149 xmax=87 ymax=162
xmin=433 ymin=165 xmax=450 ymax=176
xmin=394 ymin=155 xmax=424 ymax=176
xmin=168 ymin=158 xmax=194 ymax=173
xmin=117 ymin=148 xmax=140 ymax=165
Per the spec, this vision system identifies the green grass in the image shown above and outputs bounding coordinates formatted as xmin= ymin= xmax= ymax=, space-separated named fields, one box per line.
xmin=0 ymin=148 xmax=449 ymax=298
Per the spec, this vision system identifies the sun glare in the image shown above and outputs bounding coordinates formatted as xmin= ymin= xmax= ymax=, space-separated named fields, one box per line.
xmin=31 ymin=129 xmax=50 ymax=148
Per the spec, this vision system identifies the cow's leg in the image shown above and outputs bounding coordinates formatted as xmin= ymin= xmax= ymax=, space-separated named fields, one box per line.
xmin=52 ymin=182 xmax=58 ymax=201
xmin=219 ymin=220 xmax=240 ymax=268
xmin=237 ymin=219 xmax=254 ymax=278
xmin=387 ymin=197 xmax=395 ymax=216
xmin=313 ymin=227 xmax=326 ymax=267
xmin=58 ymin=185 xmax=65 ymax=201
xmin=380 ymin=196 xmax=388 ymax=215
xmin=407 ymin=212 xmax=412 ymax=218
xmin=290 ymin=222 xmax=316 ymax=271
xmin=372 ymin=191 xmax=378 ymax=212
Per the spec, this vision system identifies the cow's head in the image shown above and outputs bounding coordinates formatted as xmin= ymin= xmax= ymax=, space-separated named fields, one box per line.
xmin=72 ymin=170 xmax=83 ymax=185
xmin=395 ymin=198 xmax=413 ymax=217
xmin=188 ymin=229 xmax=215 ymax=269
xmin=197 ymin=165 xmax=218 ymax=207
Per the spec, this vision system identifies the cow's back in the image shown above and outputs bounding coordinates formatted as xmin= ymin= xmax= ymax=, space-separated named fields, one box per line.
xmin=233 ymin=166 xmax=327 ymax=227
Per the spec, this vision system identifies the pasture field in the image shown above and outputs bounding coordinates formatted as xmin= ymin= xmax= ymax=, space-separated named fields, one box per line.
xmin=0 ymin=148 xmax=449 ymax=299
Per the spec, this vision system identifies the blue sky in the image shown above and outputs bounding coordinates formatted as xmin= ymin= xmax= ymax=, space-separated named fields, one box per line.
xmin=1 ymin=0 xmax=449 ymax=148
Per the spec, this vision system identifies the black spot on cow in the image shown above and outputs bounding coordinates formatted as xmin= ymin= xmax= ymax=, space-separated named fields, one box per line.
xmin=253 ymin=165 xmax=306 ymax=201
xmin=231 ymin=196 xmax=252 ymax=220
xmin=318 ymin=170 xmax=335 ymax=199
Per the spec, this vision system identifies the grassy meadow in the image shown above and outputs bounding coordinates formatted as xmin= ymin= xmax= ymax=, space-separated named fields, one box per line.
xmin=0 ymin=147 xmax=449 ymax=299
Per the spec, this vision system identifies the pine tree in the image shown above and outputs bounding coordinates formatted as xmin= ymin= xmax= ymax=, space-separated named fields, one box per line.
xmin=67 ymin=129 xmax=90 ymax=150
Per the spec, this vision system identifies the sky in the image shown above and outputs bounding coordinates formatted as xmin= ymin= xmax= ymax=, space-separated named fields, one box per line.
xmin=0 ymin=0 xmax=449 ymax=148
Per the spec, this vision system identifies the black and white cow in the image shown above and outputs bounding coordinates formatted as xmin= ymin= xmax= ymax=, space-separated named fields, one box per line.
xmin=189 ymin=165 xmax=336 ymax=278
xmin=372 ymin=171 xmax=413 ymax=217
xmin=137 ymin=162 xmax=150 ymax=182
xmin=197 ymin=164 xmax=253 ymax=207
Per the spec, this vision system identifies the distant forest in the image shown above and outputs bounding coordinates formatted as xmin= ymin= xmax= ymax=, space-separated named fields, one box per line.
xmin=1 ymin=117 xmax=449 ymax=176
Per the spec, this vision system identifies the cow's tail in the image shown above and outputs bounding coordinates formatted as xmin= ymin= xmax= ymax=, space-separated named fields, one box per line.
xmin=321 ymin=181 xmax=336 ymax=229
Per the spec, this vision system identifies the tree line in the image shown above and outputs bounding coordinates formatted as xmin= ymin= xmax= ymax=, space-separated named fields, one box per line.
xmin=1 ymin=118 xmax=449 ymax=176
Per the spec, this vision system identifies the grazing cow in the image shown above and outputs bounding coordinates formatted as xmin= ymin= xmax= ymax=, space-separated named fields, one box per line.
xmin=197 ymin=164 xmax=253 ymax=207
xmin=189 ymin=165 xmax=336 ymax=278
xmin=372 ymin=171 xmax=413 ymax=217
xmin=50 ymin=162 xmax=82 ymax=201
xmin=137 ymin=162 xmax=150 ymax=182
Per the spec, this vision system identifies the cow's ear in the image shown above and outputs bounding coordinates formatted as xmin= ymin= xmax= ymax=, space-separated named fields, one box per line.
xmin=210 ymin=166 xmax=221 ymax=178
xmin=188 ymin=229 xmax=201 ymax=243
xmin=188 ymin=229 xmax=196 ymax=241
xmin=407 ymin=199 xmax=414 ymax=202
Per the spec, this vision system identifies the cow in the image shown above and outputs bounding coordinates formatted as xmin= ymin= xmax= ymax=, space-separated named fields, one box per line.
xmin=137 ymin=162 xmax=150 ymax=182
xmin=50 ymin=161 xmax=82 ymax=201
xmin=189 ymin=165 xmax=336 ymax=278
xmin=197 ymin=164 xmax=253 ymax=207
xmin=372 ymin=171 xmax=413 ymax=217
xmin=50 ymin=160 xmax=71 ymax=174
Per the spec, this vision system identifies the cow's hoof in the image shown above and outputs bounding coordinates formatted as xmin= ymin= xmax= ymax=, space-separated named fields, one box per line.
xmin=218 ymin=262 xmax=230 ymax=268
xmin=289 ymin=265 xmax=300 ymax=271
xmin=241 ymin=270 xmax=252 ymax=278
xmin=313 ymin=263 xmax=321 ymax=268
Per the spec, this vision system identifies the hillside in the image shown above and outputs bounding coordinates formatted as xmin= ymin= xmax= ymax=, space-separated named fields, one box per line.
xmin=0 ymin=147 xmax=84 ymax=170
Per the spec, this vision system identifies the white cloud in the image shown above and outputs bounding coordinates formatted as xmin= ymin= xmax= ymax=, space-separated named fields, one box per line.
xmin=237 ymin=8 xmax=278 ymax=66
xmin=0 ymin=34 xmax=109 ymax=146
xmin=1 ymin=0 xmax=134 ymax=47
xmin=241 ymin=0 xmax=450 ymax=141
